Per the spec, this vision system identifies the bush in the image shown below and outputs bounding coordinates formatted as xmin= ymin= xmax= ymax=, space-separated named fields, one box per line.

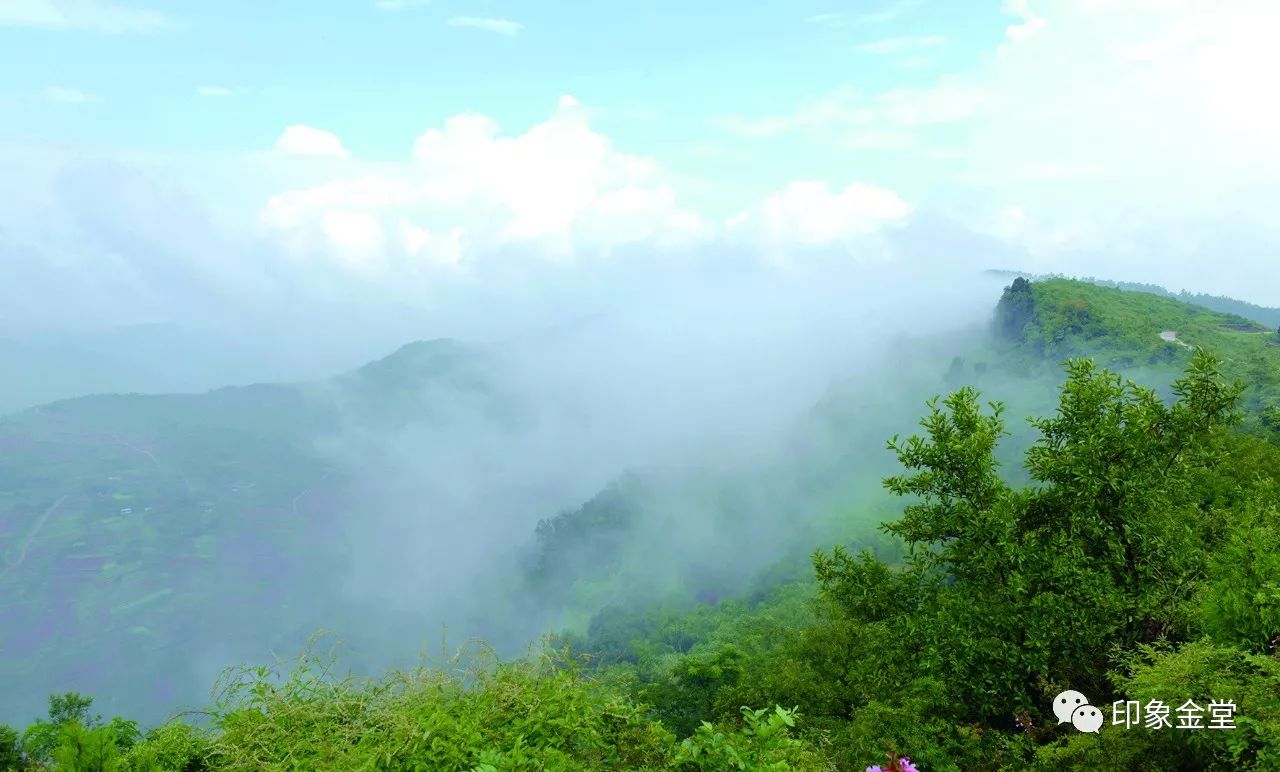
xmin=0 ymin=725 xmax=21 ymax=772
xmin=672 ymin=706 xmax=833 ymax=771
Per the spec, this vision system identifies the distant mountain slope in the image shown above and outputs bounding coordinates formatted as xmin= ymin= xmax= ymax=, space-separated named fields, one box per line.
xmin=986 ymin=269 xmax=1280 ymax=329
xmin=0 ymin=324 xmax=301 ymax=415
xmin=995 ymin=277 xmax=1280 ymax=434
xmin=7 ymin=281 xmax=1278 ymax=729
xmin=1079 ymin=277 xmax=1280 ymax=329
xmin=0 ymin=338 xmax=497 ymax=724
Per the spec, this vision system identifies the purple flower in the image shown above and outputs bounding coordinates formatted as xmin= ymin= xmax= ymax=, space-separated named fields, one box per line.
xmin=900 ymin=758 xmax=919 ymax=772
xmin=866 ymin=767 xmax=885 ymax=772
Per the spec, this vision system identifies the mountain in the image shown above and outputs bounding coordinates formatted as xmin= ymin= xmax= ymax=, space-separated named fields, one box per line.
xmin=0 ymin=339 xmax=497 ymax=724
xmin=5 ymin=281 xmax=1280 ymax=769
xmin=986 ymin=269 xmax=1280 ymax=330
xmin=998 ymin=278 xmax=1280 ymax=428
xmin=0 ymin=323 xmax=362 ymax=416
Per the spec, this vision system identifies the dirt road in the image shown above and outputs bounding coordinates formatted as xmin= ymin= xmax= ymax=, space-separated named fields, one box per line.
xmin=1 ymin=494 xmax=69 ymax=578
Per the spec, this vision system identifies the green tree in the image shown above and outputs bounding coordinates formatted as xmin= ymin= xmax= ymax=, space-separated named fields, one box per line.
xmin=48 ymin=692 xmax=100 ymax=728
xmin=815 ymin=350 xmax=1244 ymax=723
xmin=0 ymin=724 xmax=21 ymax=771
xmin=19 ymin=693 xmax=137 ymax=767
xmin=1200 ymin=495 xmax=1280 ymax=652
xmin=672 ymin=706 xmax=829 ymax=771
xmin=50 ymin=721 xmax=123 ymax=772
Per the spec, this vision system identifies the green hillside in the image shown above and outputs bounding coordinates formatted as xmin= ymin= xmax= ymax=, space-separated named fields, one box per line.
xmin=986 ymin=269 xmax=1280 ymax=330
xmin=1004 ymin=278 xmax=1280 ymax=435
xmin=4 ymin=280 xmax=1280 ymax=770
xmin=0 ymin=339 xmax=503 ymax=726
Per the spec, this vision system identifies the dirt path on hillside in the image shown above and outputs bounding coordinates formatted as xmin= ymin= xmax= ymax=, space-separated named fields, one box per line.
xmin=292 ymin=468 xmax=337 ymax=518
xmin=1 ymin=494 xmax=69 ymax=579
xmin=110 ymin=433 xmax=194 ymax=494
xmin=1159 ymin=331 xmax=1193 ymax=349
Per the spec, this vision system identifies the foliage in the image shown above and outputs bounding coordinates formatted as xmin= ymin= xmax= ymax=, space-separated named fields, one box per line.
xmin=818 ymin=351 xmax=1241 ymax=718
xmin=1030 ymin=641 xmax=1280 ymax=771
xmin=672 ymin=706 xmax=832 ymax=771
xmin=0 ymin=725 xmax=21 ymax=772
xmin=8 ymin=695 xmax=139 ymax=771
xmin=1199 ymin=493 xmax=1280 ymax=652
xmin=581 ymin=327 xmax=1277 ymax=769
xmin=119 ymin=721 xmax=212 ymax=772
xmin=49 ymin=721 xmax=124 ymax=772
xmin=55 ymin=639 xmax=825 ymax=771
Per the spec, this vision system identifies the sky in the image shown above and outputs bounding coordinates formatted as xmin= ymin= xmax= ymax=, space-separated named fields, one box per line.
xmin=1 ymin=0 xmax=1279 ymax=334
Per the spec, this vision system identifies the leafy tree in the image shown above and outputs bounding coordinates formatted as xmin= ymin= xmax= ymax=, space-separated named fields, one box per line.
xmin=0 ymin=724 xmax=21 ymax=772
xmin=119 ymin=721 xmax=211 ymax=771
xmin=50 ymin=721 xmax=123 ymax=772
xmin=1031 ymin=641 xmax=1280 ymax=770
xmin=1200 ymin=495 xmax=1280 ymax=652
xmin=672 ymin=706 xmax=830 ymax=771
xmin=47 ymin=692 xmax=99 ymax=728
xmin=815 ymin=350 xmax=1243 ymax=723
xmin=18 ymin=693 xmax=138 ymax=768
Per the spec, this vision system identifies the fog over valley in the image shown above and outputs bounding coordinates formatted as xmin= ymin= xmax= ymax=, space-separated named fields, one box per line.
xmin=3 ymin=2 xmax=1280 ymax=768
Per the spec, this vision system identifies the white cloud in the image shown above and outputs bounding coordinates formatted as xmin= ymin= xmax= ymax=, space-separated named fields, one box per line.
xmin=1020 ymin=162 xmax=1108 ymax=181
xmin=196 ymin=85 xmax=233 ymax=97
xmin=447 ymin=16 xmax=522 ymax=36
xmin=0 ymin=0 xmax=167 ymax=32
xmin=320 ymin=209 xmax=384 ymax=261
xmin=259 ymin=98 xmax=914 ymax=275
xmin=774 ymin=0 xmax=1280 ymax=288
xmin=1003 ymin=0 xmax=1047 ymax=41
xmin=273 ymin=125 xmax=351 ymax=159
xmin=374 ymin=0 xmax=429 ymax=10
xmin=803 ymin=13 xmax=844 ymax=27
xmin=727 ymin=180 xmax=911 ymax=257
xmin=854 ymin=35 xmax=946 ymax=55
xmin=804 ymin=0 xmax=922 ymax=27
xmin=914 ymin=0 xmax=1280 ymax=294
xmin=716 ymin=78 xmax=983 ymax=141
xmin=261 ymin=98 xmax=711 ymax=269
xmin=964 ymin=0 xmax=1280 ymax=212
xmin=44 ymin=86 xmax=100 ymax=104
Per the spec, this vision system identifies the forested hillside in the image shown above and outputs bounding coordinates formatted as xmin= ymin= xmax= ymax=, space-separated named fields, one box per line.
xmin=0 ymin=339 xmax=521 ymax=725
xmin=988 ymin=269 xmax=1280 ymax=331
xmin=4 ymin=278 xmax=1280 ymax=770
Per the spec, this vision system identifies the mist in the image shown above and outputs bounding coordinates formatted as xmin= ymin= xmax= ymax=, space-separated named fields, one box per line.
xmin=0 ymin=144 xmax=1057 ymax=728
xmin=0 ymin=159 xmax=1023 ymax=723
xmin=245 ymin=262 xmax=1013 ymax=687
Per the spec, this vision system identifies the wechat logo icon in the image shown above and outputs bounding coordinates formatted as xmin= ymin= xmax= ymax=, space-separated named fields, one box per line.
xmin=1053 ymin=690 xmax=1104 ymax=733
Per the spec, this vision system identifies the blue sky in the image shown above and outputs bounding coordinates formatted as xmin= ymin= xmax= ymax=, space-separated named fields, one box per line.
xmin=1 ymin=1 xmax=997 ymax=152
xmin=1 ymin=0 xmax=1279 ymax=325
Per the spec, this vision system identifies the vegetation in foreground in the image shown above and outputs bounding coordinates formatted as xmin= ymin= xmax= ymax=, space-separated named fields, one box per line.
xmin=5 ymin=279 xmax=1280 ymax=770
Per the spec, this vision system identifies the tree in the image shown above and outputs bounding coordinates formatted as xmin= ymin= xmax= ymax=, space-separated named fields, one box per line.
xmin=815 ymin=350 xmax=1244 ymax=722
xmin=20 ymin=692 xmax=107 ymax=765
xmin=47 ymin=692 xmax=99 ymax=728
xmin=50 ymin=722 xmax=123 ymax=772
xmin=0 ymin=724 xmax=21 ymax=771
